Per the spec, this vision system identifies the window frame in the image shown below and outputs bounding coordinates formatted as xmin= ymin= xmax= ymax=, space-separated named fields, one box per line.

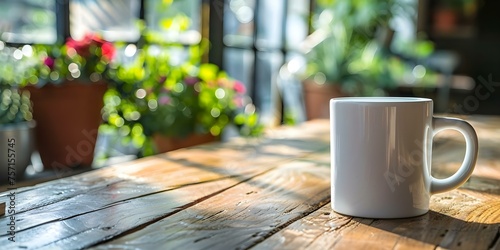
xmin=209 ymin=0 xmax=314 ymax=124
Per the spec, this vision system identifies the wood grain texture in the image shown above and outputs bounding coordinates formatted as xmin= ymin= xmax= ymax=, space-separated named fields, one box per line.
xmin=253 ymin=116 xmax=500 ymax=250
xmin=91 ymin=152 xmax=331 ymax=250
xmin=0 ymin=121 xmax=330 ymax=249
xmin=0 ymin=117 xmax=498 ymax=249
xmin=0 ymin=120 xmax=330 ymax=216
xmin=1 ymin=177 xmax=241 ymax=249
xmin=0 ymin=130 xmax=329 ymax=232
xmin=254 ymin=189 xmax=500 ymax=250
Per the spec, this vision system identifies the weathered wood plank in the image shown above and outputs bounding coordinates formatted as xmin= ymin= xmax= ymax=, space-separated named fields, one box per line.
xmin=0 ymin=157 xmax=162 ymax=214
xmin=0 ymin=120 xmax=329 ymax=215
xmin=90 ymin=153 xmax=331 ymax=250
xmin=0 ymin=122 xmax=330 ymax=249
xmin=0 ymin=145 xmax=328 ymax=240
xmin=1 ymin=117 xmax=497 ymax=249
xmin=0 ymin=177 xmax=243 ymax=249
xmin=253 ymin=189 xmax=500 ymax=250
xmin=0 ymin=123 xmax=329 ymax=231
xmin=251 ymin=116 xmax=500 ymax=250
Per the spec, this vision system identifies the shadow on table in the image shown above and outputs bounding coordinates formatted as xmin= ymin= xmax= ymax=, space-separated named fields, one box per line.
xmin=354 ymin=210 xmax=500 ymax=249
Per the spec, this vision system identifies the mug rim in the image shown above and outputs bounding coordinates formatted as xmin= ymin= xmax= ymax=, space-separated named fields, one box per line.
xmin=331 ymin=97 xmax=432 ymax=103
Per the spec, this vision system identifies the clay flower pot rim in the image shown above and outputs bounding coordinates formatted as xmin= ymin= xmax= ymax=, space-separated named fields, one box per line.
xmin=29 ymin=79 xmax=106 ymax=88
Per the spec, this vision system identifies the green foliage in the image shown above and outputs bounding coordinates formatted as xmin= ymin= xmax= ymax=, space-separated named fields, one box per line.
xmin=0 ymin=42 xmax=35 ymax=125
xmin=305 ymin=0 xmax=415 ymax=96
xmin=396 ymin=39 xmax=435 ymax=60
xmin=103 ymin=43 xmax=262 ymax=155
xmin=0 ymin=43 xmax=40 ymax=87
xmin=101 ymin=0 xmax=262 ymax=156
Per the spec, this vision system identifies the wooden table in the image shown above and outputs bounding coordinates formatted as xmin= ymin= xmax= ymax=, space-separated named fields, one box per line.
xmin=1 ymin=116 xmax=499 ymax=249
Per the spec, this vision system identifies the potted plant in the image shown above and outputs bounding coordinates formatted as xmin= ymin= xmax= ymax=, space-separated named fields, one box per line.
xmin=103 ymin=43 xmax=262 ymax=156
xmin=0 ymin=89 xmax=35 ymax=184
xmin=301 ymin=0 xmax=399 ymax=119
xmin=432 ymin=0 xmax=476 ymax=33
xmin=22 ymin=34 xmax=115 ymax=169
xmin=0 ymin=44 xmax=36 ymax=183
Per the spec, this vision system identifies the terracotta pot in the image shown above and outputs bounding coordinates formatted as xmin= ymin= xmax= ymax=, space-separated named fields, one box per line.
xmin=153 ymin=133 xmax=219 ymax=153
xmin=24 ymin=81 xmax=107 ymax=169
xmin=433 ymin=8 xmax=457 ymax=32
xmin=302 ymin=79 xmax=347 ymax=120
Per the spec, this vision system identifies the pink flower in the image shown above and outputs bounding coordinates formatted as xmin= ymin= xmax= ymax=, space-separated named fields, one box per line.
xmin=234 ymin=96 xmax=244 ymax=108
xmin=233 ymin=81 xmax=246 ymax=94
xmin=43 ymin=56 xmax=55 ymax=70
xmin=217 ymin=78 xmax=230 ymax=87
xmin=184 ymin=77 xmax=199 ymax=86
xmin=159 ymin=96 xmax=171 ymax=105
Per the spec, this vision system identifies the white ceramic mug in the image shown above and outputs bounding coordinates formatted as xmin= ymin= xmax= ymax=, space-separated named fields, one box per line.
xmin=330 ymin=97 xmax=478 ymax=218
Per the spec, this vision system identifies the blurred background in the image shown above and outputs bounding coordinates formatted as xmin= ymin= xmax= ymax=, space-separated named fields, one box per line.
xmin=2 ymin=0 xmax=499 ymax=118
xmin=1 ymin=0 xmax=499 ymax=183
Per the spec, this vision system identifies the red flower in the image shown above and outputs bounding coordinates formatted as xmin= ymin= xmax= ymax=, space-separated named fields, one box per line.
xmin=233 ymin=80 xmax=246 ymax=94
xmin=66 ymin=34 xmax=93 ymax=58
xmin=43 ymin=56 xmax=55 ymax=70
xmin=101 ymin=42 xmax=115 ymax=61
xmin=65 ymin=33 xmax=115 ymax=61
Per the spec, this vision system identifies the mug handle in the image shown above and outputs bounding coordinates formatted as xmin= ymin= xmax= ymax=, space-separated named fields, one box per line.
xmin=431 ymin=117 xmax=479 ymax=194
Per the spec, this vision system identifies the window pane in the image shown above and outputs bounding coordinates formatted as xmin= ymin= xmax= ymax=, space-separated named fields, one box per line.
xmin=224 ymin=0 xmax=255 ymax=48
xmin=70 ymin=0 xmax=140 ymax=42
xmin=255 ymin=0 xmax=284 ymax=50
xmin=0 ymin=0 xmax=56 ymax=43
xmin=223 ymin=48 xmax=254 ymax=97
xmin=286 ymin=0 xmax=309 ymax=50
xmin=281 ymin=53 xmax=307 ymax=123
xmin=146 ymin=0 xmax=201 ymax=44
xmin=255 ymin=51 xmax=283 ymax=124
